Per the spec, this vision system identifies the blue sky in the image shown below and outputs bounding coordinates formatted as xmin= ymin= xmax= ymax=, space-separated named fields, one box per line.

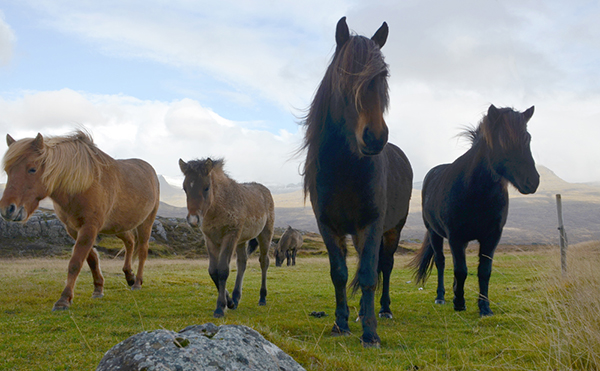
xmin=1 ymin=0 xmax=600 ymax=187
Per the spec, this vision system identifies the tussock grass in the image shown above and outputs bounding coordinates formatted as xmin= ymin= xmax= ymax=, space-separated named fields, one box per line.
xmin=0 ymin=245 xmax=596 ymax=370
xmin=538 ymin=241 xmax=600 ymax=370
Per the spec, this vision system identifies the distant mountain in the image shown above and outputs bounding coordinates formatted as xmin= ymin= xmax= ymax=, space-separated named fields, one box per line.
xmin=267 ymin=165 xmax=600 ymax=245
xmin=2 ymin=166 xmax=599 ymax=244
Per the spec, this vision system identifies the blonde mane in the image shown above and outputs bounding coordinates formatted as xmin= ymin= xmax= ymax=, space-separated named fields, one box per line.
xmin=3 ymin=130 xmax=113 ymax=195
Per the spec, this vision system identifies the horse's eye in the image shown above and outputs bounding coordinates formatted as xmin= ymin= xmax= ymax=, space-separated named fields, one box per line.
xmin=203 ymin=186 xmax=210 ymax=193
xmin=28 ymin=168 xmax=37 ymax=174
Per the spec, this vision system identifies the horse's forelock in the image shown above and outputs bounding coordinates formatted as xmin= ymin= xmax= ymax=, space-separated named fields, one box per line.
xmin=2 ymin=137 xmax=42 ymax=173
xmin=333 ymin=35 xmax=389 ymax=111
xmin=187 ymin=158 xmax=225 ymax=177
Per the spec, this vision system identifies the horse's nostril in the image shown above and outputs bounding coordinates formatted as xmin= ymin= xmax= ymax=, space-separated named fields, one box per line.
xmin=8 ymin=204 xmax=15 ymax=214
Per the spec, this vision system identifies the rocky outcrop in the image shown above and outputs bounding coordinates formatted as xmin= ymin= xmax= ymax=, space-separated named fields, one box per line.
xmin=96 ymin=323 xmax=306 ymax=371
xmin=0 ymin=209 xmax=206 ymax=258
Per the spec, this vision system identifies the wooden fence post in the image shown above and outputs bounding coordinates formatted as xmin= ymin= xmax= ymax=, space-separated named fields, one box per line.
xmin=555 ymin=194 xmax=568 ymax=275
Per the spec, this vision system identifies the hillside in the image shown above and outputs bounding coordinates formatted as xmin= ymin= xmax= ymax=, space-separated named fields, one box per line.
xmin=1 ymin=165 xmax=599 ymax=244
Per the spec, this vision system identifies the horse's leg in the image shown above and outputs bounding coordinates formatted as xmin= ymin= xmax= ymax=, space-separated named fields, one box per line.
xmin=429 ymin=231 xmax=446 ymax=304
xmin=205 ymin=239 xmax=222 ymax=314
xmin=230 ymin=241 xmax=248 ymax=310
xmin=256 ymin=228 xmax=272 ymax=306
xmin=86 ymin=247 xmax=104 ymax=298
xmin=378 ymin=223 xmax=403 ymax=319
xmin=292 ymin=248 xmax=296 ymax=266
xmin=212 ymin=233 xmax=238 ymax=318
xmin=477 ymin=236 xmax=499 ymax=316
xmin=53 ymin=225 xmax=99 ymax=311
xmin=320 ymin=224 xmax=350 ymax=336
xmin=449 ymin=239 xmax=469 ymax=312
xmin=355 ymin=224 xmax=384 ymax=347
xmin=132 ymin=214 xmax=156 ymax=290
xmin=67 ymin=227 xmax=104 ymax=299
xmin=117 ymin=231 xmax=136 ymax=287
xmin=286 ymin=249 xmax=292 ymax=266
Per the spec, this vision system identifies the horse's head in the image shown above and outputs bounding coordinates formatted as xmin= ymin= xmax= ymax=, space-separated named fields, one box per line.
xmin=274 ymin=243 xmax=285 ymax=267
xmin=179 ymin=158 xmax=216 ymax=226
xmin=484 ymin=105 xmax=539 ymax=194
xmin=331 ymin=17 xmax=390 ymax=156
xmin=0 ymin=133 xmax=49 ymax=222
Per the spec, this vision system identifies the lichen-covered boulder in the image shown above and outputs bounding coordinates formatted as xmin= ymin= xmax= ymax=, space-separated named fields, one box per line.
xmin=96 ymin=323 xmax=306 ymax=371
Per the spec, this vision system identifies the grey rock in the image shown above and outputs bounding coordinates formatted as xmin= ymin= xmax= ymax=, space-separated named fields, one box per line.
xmin=96 ymin=323 xmax=306 ymax=371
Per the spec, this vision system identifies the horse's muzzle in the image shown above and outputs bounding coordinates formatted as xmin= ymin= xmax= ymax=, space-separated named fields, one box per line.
xmin=0 ymin=203 xmax=27 ymax=222
xmin=186 ymin=214 xmax=200 ymax=226
xmin=360 ymin=126 xmax=388 ymax=156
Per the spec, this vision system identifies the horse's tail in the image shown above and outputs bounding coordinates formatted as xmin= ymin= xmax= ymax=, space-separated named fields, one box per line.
xmin=246 ymin=238 xmax=259 ymax=256
xmin=408 ymin=231 xmax=435 ymax=285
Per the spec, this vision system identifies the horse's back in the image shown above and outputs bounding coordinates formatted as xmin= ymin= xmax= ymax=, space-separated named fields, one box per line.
xmin=109 ymin=158 xmax=159 ymax=226
xmin=236 ymin=182 xmax=275 ymax=242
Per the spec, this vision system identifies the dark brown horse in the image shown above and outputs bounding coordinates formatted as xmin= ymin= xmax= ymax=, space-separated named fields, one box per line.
xmin=410 ymin=105 xmax=539 ymax=316
xmin=302 ymin=17 xmax=413 ymax=347
xmin=275 ymin=226 xmax=303 ymax=267
xmin=179 ymin=158 xmax=274 ymax=318
xmin=0 ymin=130 xmax=160 ymax=311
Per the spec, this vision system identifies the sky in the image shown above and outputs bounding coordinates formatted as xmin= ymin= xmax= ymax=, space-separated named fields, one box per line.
xmin=1 ymin=0 xmax=599 ymax=188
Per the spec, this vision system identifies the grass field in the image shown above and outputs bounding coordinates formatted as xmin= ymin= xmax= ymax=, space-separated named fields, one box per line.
xmin=1 ymin=242 xmax=599 ymax=370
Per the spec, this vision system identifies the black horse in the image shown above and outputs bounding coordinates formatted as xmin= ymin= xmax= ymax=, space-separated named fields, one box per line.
xmin=410 ymin=105 xmax=539 ymax=316
xmin=302 ymin=17 xmax=412 ymax=347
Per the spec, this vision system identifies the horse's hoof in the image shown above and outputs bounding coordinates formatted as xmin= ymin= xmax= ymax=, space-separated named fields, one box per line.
xmin=131 ymin=284 xmax=142 ymax=291
xmin=92 ymin=291 xmax=104 ymax=299
xmin=258 ymin=299 xmax=266 ymax=306
xmin=480 ymin=309 xmax=494 ymax=317
xmin=331 ymin=324 xmax=351 ymax=337
xmin=52 ymin=299 xmax=71 ymax=311
xmin=454 ymin=305 xmax=466 ymax=312
xmin=213 ymin=309 xmax=225 ymax=318
xmin=361 ymin=334 xmax=381 ymax=348
xmin=379 ymin=312 xmax=393 ymax=319
xmin=435 ymin=299 xmax=446 ymax=305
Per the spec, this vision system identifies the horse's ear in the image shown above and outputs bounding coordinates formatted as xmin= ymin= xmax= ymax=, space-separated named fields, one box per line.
xmin=204 ymin=158 xmax=214 ymax=174
xmin=487 ymin=104 xmax=500 ymax=125
xmin=32 ymin=133 xmax=43 ymax=150
xmin=523 ymin=106 xmax=535 ymax=122
xmin=179 ymin=159 xmax=189 ymax=174
xmin=335 ymin=16 xmax=350 ymax=49
xmin=371 ymin=21 xmax=388 ymax=48
xmin=6 ymin=134 xmax=15 ymax=147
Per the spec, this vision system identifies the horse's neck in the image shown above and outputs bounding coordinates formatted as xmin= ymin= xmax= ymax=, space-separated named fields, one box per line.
xmin=206 ymin=172 xmax=236 ymax=213
xmin=459 ymin=142 xmax=505 ymax=190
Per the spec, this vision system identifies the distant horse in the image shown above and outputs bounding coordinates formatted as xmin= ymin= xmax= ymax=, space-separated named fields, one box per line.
xmin=0 ymin=130 xmax=160 ymax=311
xmin=410 ymin=105 xmax=539 ymax=316
xmin=301 ymin=17 xmax=413 ymax=347
xmin=179 ymin=158 xmax=274 ymax=318
xmin=275 ymin=226 xmax=303 ymax=267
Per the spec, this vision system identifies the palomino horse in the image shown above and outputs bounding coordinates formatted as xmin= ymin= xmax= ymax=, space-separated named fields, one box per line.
xmin=410 ymin=105 xmax=539 ymax=316
xmin=301 ymin=17 xmax=413 ymax=347
xmin=0 ymin=130 xmax=160 ymax=311
xmin=179 ymin=158 xmax=274 ymax=318
xmin=275 ymin=226 xmax=303 ymax=267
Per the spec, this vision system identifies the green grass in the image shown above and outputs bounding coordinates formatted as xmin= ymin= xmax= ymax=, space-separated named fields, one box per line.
xmin=0 ymin=246 xmax=594 ymax=370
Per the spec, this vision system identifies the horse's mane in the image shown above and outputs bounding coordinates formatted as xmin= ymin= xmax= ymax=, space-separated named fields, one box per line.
xmin=3 ymin=130 xmax=113 ymax=195
xmin=301 ymin=34 xmax=389 ymax=199
xmin=462 ymin=107 xmax=528 ymax=151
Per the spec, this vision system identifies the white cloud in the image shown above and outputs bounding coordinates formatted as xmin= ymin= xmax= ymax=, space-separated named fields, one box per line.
xmin=0 ymin=90 xmax=305 ymax=185
xmin=0 ymin=10 xmax=15 ymax=66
